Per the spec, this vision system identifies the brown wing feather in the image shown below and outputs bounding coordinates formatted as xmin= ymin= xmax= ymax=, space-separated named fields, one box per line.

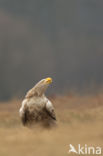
xmin=21 ymin=109 xmax=28 ymax=125
xmin=45 ymin=108 xmax=56 ymax=120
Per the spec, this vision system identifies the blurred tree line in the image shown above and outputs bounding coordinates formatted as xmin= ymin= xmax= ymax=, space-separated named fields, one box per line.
xmin=0 ymin=0 xmax=103 ymax=100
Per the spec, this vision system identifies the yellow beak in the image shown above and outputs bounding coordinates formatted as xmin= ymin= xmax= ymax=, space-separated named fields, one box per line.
xmin=45 ymin=77 xmax=52 ymax=84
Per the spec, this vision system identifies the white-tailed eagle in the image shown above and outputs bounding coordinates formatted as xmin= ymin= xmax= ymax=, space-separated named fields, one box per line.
xmin=19 ymin=77 xmax=56 ymax=128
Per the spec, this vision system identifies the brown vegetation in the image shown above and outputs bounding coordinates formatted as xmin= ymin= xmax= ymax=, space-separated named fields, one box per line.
xmin=0 ymin=94 xmax=103 ymax=156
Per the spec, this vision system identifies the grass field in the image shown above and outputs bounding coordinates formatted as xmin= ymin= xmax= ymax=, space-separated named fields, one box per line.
xmin=0 ymin=93 xmax=103 ymax=156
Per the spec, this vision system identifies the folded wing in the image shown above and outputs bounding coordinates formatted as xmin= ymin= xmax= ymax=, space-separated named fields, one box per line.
xmin=45 ymin=100 xmax=56 ymax=120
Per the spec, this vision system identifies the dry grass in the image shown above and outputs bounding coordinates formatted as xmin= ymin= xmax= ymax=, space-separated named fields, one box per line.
xmin=0 ymin=94 xmax=103 ymax=156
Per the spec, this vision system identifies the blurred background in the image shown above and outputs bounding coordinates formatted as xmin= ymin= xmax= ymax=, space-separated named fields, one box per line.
xmin=0 ymin=0 xmax=103 ymax=100
xmin=0 ymin=1 xmax=103 ymax=156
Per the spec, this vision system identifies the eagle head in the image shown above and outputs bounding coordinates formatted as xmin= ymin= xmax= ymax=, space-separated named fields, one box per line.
xmin=44 ymin=77 xmax=52 ymax=84
xmin=25 ymin=77 xmax=53 ymax=98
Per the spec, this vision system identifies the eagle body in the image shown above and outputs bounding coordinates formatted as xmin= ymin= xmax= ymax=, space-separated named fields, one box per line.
xmin=19 ymin=78 xmax=56 ymax=128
